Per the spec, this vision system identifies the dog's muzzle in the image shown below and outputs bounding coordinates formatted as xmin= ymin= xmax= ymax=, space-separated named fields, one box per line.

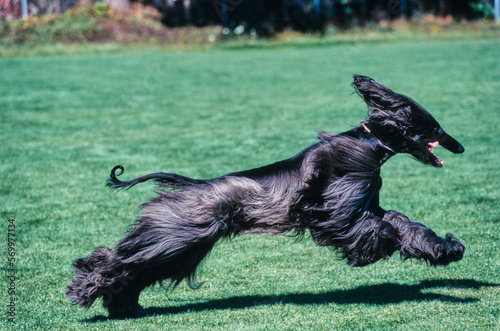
xmin=440 ymin=132 xmax=465 ymax=154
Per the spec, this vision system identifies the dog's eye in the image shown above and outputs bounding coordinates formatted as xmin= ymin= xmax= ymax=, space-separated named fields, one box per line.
xmin=432 ymin=128 xmax=444 ymax=139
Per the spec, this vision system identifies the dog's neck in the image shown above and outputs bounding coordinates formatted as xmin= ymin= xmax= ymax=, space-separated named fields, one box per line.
xmin=362 ymin=123 xmax=396 ymax=155
xmin=357 ymin=122 xmax=397 ymax=165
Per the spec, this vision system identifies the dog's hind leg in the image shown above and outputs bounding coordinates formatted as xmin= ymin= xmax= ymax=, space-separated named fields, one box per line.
xmin=382 ymin=210 xmax=465 ymax=266
xmin=103 ymin=241 xmax=217 ymax=318
xmin=67 ymin=217 xmax=223 ymax=318
xmin=90 ymin=189 xmax=229 ymax=318
xmin=66 ymin=246 xmax=146 ymax=318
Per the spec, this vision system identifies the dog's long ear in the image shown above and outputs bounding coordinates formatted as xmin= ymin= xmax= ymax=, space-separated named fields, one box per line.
xmin=352 ymin=75 xmax=400 ymax=112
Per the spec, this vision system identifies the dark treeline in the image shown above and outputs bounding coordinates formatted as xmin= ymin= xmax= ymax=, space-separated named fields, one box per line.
xmin=142 ymin=0 xmax=492 ymax=34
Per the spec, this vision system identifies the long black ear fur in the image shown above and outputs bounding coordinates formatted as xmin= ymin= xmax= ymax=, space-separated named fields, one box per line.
xmin=352 ymin=75 xmax=400 ymax=111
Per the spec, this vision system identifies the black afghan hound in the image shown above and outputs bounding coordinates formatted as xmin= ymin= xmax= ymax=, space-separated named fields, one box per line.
xmin=67 ymin=75 xmax=466 ymax=318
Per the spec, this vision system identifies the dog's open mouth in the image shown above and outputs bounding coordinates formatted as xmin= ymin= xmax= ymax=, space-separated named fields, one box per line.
xmin=413 ymin=140 xmax=443 ymax=167
xmin=422 ymin=141 xmax=443 ymax=167
xmin=427 ymin=141 xmax=442 ymax=166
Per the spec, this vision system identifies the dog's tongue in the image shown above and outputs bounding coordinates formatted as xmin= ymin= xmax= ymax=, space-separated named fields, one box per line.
xmin=428 ymin=141 xmax=439 ymax=148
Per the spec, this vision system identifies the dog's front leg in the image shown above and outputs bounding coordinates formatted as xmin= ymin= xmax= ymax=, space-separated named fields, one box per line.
xmin=382 ymin=210 xmax=465 ymax=266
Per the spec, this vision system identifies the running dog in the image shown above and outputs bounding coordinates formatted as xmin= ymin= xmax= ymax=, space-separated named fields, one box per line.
xmin=67 ymin=75 xmax=465 ymax=318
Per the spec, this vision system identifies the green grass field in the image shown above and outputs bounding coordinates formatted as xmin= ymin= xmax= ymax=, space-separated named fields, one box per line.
xmin=1 ymin=38 xmax=499 ymax=330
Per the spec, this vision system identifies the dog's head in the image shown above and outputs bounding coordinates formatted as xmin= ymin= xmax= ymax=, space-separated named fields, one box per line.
xmin=352 ymin=75 xmax=464 ymax=167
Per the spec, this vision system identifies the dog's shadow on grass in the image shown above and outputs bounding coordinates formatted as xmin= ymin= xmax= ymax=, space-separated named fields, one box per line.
xmin=84 ymin=278 xmax=497 ymax=322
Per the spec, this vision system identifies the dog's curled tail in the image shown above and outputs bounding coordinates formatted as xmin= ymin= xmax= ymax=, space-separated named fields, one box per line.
xmin=66 ymin=247 xmax=124 ymax=309
xmin=106 ymin=165 xmax=207 ymax=191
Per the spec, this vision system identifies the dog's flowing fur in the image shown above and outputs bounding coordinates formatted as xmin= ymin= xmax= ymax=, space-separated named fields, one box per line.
xmin=67 ymin=75 xmax=466 ymax=318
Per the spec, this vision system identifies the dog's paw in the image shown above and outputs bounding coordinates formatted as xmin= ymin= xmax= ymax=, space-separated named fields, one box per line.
xmin=444 ymin=233 xmax=466 ymax=261
xmin=433 ymin=233 xmax=465 ymax=266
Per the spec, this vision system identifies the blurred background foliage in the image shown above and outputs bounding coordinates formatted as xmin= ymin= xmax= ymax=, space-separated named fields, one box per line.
xmin=0 ymin=0 xmax=499 ymax=48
